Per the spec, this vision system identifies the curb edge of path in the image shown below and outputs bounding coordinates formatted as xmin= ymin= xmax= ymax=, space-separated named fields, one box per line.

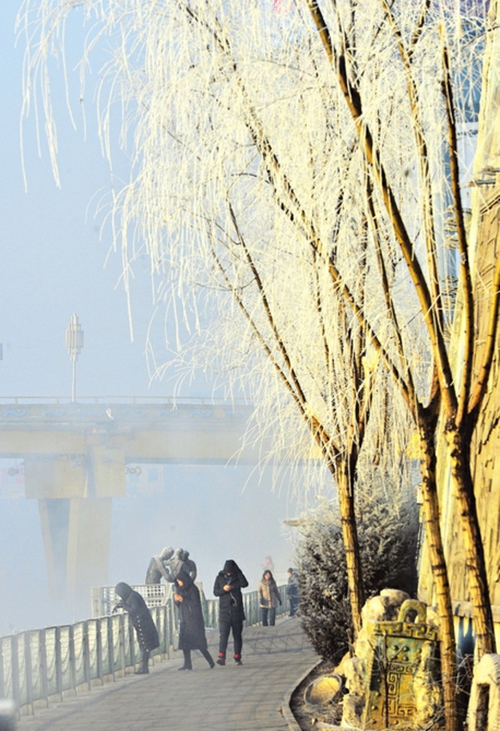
xmin=280 ymin=660 xmax=320 ymax=730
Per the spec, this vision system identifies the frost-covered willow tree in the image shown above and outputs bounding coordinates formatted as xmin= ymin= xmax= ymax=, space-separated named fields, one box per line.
xmin=300 ymin=4 xmax=498 ymax=728
xmin=19 ymin=0 xmax=498 ymax=727
xmin=19 ymin=0 xmax=419 ymax=643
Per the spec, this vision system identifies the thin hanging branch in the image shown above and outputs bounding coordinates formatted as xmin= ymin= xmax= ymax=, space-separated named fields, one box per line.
xmin=440 ymin=32 xmax=475 ymax=428
xmin=227 ymin=201 xmax=310 ymax=408
xmin=380 ymin=0 xmax=444 ymax=336
xmin=306 ymin=0 xmax=456 ymax=416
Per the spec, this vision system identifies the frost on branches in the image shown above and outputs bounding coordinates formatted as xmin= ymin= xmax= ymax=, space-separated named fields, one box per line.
xmin=18 ymin=2 xmax=498 ymax=726
xmin=17 ymin=0 xmax=486 ymax=440
xmin=296 ymin=482 xmax=419 ymax=663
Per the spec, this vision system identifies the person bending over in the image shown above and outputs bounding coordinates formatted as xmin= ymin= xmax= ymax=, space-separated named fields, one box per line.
xmin=113 ymin=582 xmax=159 ymax=674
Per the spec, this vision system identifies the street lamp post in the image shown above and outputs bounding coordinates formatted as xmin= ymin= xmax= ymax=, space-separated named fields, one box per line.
xmin=65 ymin=314 xmax=84 ymax=402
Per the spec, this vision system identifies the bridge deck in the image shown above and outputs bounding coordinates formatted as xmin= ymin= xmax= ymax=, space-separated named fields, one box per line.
xmin=16 ymin=617 xmax=317 ymax=731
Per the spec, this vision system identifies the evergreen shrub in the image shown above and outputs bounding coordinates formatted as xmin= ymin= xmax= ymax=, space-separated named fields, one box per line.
xmin=296 ymin=488 xmax=418 ymax=663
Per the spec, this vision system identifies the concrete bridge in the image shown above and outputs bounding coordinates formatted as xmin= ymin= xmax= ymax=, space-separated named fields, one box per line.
xmin=0 ymin=397 xmax=257 ymax=608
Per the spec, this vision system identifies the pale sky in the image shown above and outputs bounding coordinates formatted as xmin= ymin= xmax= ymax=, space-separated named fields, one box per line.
xmin=0 ymin=3 xmax=298 ymax=633
xmin=0 ymin=3 xmax=184 ymax=400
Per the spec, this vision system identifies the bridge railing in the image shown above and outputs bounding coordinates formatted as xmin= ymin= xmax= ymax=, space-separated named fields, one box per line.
xmin=0 ymin=586 xmax=290 ymax=718
xmin=0 ymin=396 xmax=251 ymax=407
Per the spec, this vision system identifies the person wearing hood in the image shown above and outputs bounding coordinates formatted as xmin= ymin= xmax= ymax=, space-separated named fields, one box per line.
xmin=213 ymin=559 xmax=248 ymax=666
xmin=113 ymin=582 xmax=160 ymax=674
xmin=173 ymin=569 xmax=214 ymax=670
xmin=258 ymin=570 xmax=282 ymax=626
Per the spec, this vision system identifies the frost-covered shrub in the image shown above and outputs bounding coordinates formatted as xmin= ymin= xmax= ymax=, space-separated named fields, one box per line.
xmin=296 ymin=487 xmax=418 ymax=663
xmin=296 ymin=516 xmax=352 ymax=663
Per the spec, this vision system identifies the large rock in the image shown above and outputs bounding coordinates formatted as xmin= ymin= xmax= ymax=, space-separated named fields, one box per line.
xmin=305 ymin=673 xmax=344 ymax=705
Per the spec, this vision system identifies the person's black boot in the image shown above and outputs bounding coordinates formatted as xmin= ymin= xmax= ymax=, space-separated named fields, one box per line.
xmin=136 ymin=649 xmax=150 ymax=674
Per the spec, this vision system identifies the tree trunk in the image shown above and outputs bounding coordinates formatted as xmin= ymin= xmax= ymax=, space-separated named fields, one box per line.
xmin=418 ymin=418 xmax=458 ymax=731
xmin=444 ymin=421 xmax=496 ymax=657
xmin=335 ymin=461 xmax=365 ymax=643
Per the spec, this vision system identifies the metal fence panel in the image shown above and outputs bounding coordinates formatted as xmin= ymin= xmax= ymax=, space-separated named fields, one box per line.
xmin=1 ymin=584 xmax=288 ymax=717
xmin=1 ymin=639 xmax=13 ymax=700
xmin=58 ymin=626 xmax=71 ymax=694
xmin=43 ymin=629 xmax=58 ymax=698
xmin=16 ymin=635 xmax=27 ymax=710
xmin=86 ymin=620 xmax=99 ymax=685
xmin=73 ymin=623 xmax=86 ymax=688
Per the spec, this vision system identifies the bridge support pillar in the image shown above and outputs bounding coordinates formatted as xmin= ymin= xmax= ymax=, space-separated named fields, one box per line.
xmin=66 ymin=497 xmax=113 ymax=612
xmin=37 ymin=497 xmax=113 ymax=615
xmin=25 ymin=448 xmax=125 ymax=616
xmin=38 ymin=498 xmax=70 ymax=599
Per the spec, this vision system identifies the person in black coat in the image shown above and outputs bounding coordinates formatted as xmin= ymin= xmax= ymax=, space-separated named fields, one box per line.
xmin=173 ymin=570 xmax=214 ymax=670
xmin=114 ymin=582 xmax=160 ymax=674
xmin=213 ymin=559 xmax=248 ymax=666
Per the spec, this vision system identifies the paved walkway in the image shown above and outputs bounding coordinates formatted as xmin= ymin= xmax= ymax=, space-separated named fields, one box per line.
xmin=17 ymin=617 xmax=318 ymax=731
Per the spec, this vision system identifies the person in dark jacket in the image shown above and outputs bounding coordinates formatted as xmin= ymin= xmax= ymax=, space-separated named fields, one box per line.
xmin=287 ymin=568 xmax=299 ymax=617
xmin=113 ymin=582 xmax=159 ymax=674
xmin=258 ymin=570 xmax=282 ymax=626
xmin=173 ymin=570 xmax=214 ymax=670
xmin=213 ymin=559 xmax=248 ymax=666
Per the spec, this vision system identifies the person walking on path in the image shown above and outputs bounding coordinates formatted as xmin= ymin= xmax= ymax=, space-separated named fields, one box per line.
xmin=286 ymin=568 xmax=300 ymax=617
xmin=213 ymin=559 xmax=248 ymax=666
xmin=113 ymin=582 xmax=159 ymax=674
xmin=173 ymin=570 xmax=215 ymax=671
xmin=258 ymin=570 xmax=282 ymax=626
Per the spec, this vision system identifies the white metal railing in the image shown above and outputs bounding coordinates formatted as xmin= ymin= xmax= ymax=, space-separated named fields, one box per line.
xmin=0 ymin=396 xmax=251 ymax=407
xmin=0 ymin=586 xmax=290 ymax=718
xmin=91 ymin=583 xmax=172 ymax=618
